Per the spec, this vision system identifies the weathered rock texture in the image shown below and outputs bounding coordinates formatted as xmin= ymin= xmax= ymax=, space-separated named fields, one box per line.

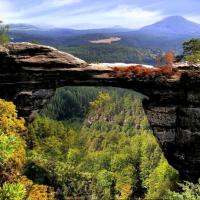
xmin=0 ymin=43 xmax=199 ymax=182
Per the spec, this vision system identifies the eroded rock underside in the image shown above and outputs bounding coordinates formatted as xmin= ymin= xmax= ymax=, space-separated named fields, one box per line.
xmin=0 ymin=43 xmax=199 ymax=182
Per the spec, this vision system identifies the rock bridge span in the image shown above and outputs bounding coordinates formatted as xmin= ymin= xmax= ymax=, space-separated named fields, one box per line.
xmin=0 ymin=43 xmax=199 ymax=182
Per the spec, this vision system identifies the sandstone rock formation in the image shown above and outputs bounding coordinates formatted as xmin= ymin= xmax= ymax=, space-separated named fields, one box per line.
xmin=0 ymin=43 xmax=199 ymax=182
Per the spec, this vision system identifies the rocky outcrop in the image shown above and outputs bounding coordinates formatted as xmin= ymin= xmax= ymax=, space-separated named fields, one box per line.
xmin=0 ymin=43 xmax=199 ymax=182
xmin=0 ymin=43 xmax=86 ymax=119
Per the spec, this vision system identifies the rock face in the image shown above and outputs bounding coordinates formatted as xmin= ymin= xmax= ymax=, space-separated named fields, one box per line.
xmin=0 ymin=43 xmax=200 ymax=182
xmin=0 ymin=43 xmax=86 ymax=118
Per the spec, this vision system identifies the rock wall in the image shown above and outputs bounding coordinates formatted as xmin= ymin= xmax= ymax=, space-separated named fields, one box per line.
xmin=143 ymin=73 xmax=200 ymax=182
xmin=0 ymin=43 xmax=199 ymax=182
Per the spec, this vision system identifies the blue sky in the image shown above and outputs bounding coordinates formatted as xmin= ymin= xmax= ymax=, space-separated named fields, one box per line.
xmin=0 ymin=0 xmax=200 ymax=29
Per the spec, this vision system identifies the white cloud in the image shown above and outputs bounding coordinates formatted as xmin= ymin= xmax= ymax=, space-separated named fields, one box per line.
xmin=46 ymin=0 xmax=81 ymax=7
xmin=0 ymin=1 xmax=164 ymax=29
xmin=36 ymin=5 xmax=164 ymax=29
xmin=0 ymin=0 xmax=81 ymax=23
xmin=35 ymin=0 xmax=81 ymax=11
xmin=186 ymin=16 xmax=200 ymax=24
xmin=102 ymin=5 xmax=164 ymax=28
xmin=22 ymin=0 xmax=81 ymax=17
xmin=60 ymin=5 xmax=164 ymax=29
xmin=0 ymin=0 xmax=13 ymax=21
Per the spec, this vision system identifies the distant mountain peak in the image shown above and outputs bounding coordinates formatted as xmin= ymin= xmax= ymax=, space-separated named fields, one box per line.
xmin=163 ymin=16 xmax=188 ymax=21
xmin=139 ymin=16 xmax=200 ymax=35
xmin=155 ymin=16 xmax=199 ymax=25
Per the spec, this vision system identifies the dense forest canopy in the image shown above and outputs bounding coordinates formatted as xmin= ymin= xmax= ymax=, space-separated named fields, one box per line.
xmin=28 ymin=88 xmax=178 ymax=199
xmin=60 ymin=45 xmax=156 ymax=64
xmin=0 ymin=86 xmax=200 ymax=199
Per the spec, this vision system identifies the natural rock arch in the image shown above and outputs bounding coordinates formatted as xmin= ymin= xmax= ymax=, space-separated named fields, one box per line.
xmin=0 ymin=43 xmax=199 ymax=182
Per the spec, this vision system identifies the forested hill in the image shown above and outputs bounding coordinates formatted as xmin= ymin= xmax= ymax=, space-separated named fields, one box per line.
xmin=27 ymin=87 xmax=179 ymax=199
xmin=60 ymin=45 xmax=155 ymax=64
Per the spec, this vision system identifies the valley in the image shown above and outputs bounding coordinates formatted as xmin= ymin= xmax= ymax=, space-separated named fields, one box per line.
xmin=8 ymin=16 xmax=200 ymax=53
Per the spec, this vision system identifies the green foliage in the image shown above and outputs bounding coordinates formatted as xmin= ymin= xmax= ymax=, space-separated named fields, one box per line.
xmin=183 ymin=38 xmax=200 ymax=67
xmin=42 ymin=87 xmax=101 ymax=120
xmin=183 ymin=38 xmax=200 ymax=55
xmin=0 ymin=21 xmax=10 ymax=44
xmin=31 ymin=40 xmax=41 ymax=44
xmin=0 ymin=183 xmax=26 ymax=200
xmin=95 ymin=169 xmax=116 ymax=200
xmin=0 ymin=130 xmax=21 ymax=164
xmin=0 ymin=99 xmax=55 ymax=200
xmin=90 ymin=91 xmax=111 ymax=110
xmin=185 ymin=53 xmax=200 ymax=67
xmin=166 ymin=181 xmax=200 ymax=200
xmin=0 ymin=99 xmax=26 ymax=184
xmin=61 ymin=45 xmax=155 ymax=64
xmin=145 ymin=159 xmax=178 ymax=200
xmin=27 ymin=88 xmax=179 ymax=199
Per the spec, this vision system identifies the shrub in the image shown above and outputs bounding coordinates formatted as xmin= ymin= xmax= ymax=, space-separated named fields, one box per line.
xmin=0 ymin=183 xmax=26 ymax=200
xmin=0 ymin=131 xmax=21 ymax=164
xmin=0 ymin=21 xmax=10 ymax=44
xmin=113 ymin=65 xmax=175 ymax=79
xmin=166 ymin=181 xmax=200 ymax=200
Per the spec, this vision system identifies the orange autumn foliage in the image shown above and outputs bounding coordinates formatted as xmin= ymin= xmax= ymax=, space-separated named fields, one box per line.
xmin=18 ymin=176 xmax=55 ymax=200
xmin=0 ymin=99 xmax=26 ymax=184
xmin=113 ymin=65 xmax=175 ymax=79
xmin=28 ymin=185 xmax=55 ymax=200
xmin=118 ymin=184 xmax=132 ymax=200
xmin=0 ymin=99 xmax=26 ymax=136
xmin=163 ymin=51 xmax=176 ymax=64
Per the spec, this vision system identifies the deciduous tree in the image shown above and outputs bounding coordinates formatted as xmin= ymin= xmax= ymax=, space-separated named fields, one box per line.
xmin=163 ymin=51 xmax=176 ymax=65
